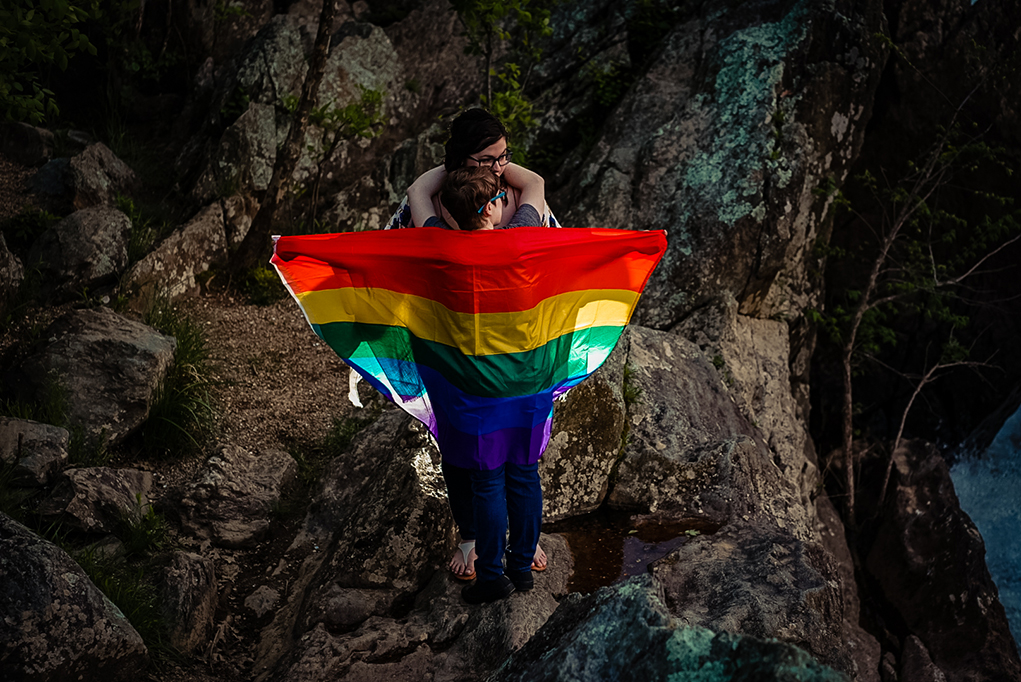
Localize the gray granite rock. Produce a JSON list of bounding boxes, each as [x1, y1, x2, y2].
[[162, 551, 218, 655], [0, 512, 149, 680], [37, 466, 153, 534], [13, 307, 176, 446], [0, 417, 68, 486], [176, 444, 298, 549]]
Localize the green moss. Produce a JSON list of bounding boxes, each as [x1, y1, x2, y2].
[[680, 3, 809, 228]]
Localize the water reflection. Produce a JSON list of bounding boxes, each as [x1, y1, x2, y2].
[[544, 509, 719, 594]]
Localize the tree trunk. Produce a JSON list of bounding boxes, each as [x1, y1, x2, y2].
[[841, 342, 856, 528], [229, 0, 338, 276]]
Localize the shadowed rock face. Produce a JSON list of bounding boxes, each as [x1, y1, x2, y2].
[[0, 417, 69, 486], [551, 0, 888, 330], [0, 512, 149, 681], [27, 205, 132, 301], [866, 441, 1021, 682], [37, 466, 153, 534]]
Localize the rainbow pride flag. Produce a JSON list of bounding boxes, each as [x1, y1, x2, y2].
[[271, 227, 666, 470]]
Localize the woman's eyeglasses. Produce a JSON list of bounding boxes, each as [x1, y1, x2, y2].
[[477, 191, 507, 213], [468, 151, 513, 168]]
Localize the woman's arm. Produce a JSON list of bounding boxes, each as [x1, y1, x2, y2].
[[407, 165, 447, 227], [501, 163, 544, 213]]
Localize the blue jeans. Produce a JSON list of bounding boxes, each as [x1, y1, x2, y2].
[[441, 461, 476, 541], [470, 462, 542, 582]]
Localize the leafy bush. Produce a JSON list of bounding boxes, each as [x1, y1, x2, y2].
[[0, 0, 100, 123]]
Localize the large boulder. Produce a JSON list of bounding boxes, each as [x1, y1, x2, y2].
[[253, 410, 571, 680], [277, 533, 573, 682], [26, 206, 132, 300], [550, 0, 887, 329], [190, 16, 404, 207], [608, 326, 813, 541], [175, 444, 297, 549], [675, 293, 819, 510], [651, 519, 878, 679], [68, 142, 138, 209], [0, 512, 149, 680], [866, 441, 1021, 681], [190, 101, 283, 205], [491, 573, 848, 681], [11, 307, 177, 446], [0, 417, 68, 486], [121, 196, 256, 308]]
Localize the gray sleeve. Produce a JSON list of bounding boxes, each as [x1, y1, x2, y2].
[[423, 215, 453, 229], [503, 203, 542, 229]]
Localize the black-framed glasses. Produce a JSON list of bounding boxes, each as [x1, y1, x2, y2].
[[477, 191, 506, 214], [468, 150, 513, 168]]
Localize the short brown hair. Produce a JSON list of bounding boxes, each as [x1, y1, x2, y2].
[[441, 167, 500, 231]]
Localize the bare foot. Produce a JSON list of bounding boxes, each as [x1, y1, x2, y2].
[[532, 543, 548, 571], [450, 540, 476, 578]]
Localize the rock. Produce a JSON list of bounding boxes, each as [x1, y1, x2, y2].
[[900, 635, 947, 682], [176, 444, 297, 549], [491, 573, 848, 681], [540, 332, 627, 522], [121, 196, 256, 309], [245, 585, 280, 619], [0, 121, 54, 166], [0, 512, 149, 680], [674, 292, 818, 506], [816, 493, 882, 682], [191, 101, 281, 205], [278, 534, 573, 682], [252, 407, 570, 679], [0, 232, 23, 313], [881, 652, 898, 682], [550, 0, 887, 329], [68, 142, 138, 209], [162, 551, 218, 655], [0, 417, 69, 486], [865, 440, 1021, 681], [651, 519, 872, 678], [609, 326, 813, 541], [26, 205, 132, 300], [311, 585, 401, 631], [37, 467, 153, 534], [231, 15, 309, 108], [12, 307, 177, 446], [294, 411, 452, 597]]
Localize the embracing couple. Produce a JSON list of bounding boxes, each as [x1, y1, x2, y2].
[[385, 108, 557, 604]]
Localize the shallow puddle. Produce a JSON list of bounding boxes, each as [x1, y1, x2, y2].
[[544, 509, 719, 594]]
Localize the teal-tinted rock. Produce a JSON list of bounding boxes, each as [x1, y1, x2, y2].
[[490, 574, 848, 682]]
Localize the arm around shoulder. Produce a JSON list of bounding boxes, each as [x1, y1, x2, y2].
[[501, 163, 544, 213], [407, 165, 446, 227]]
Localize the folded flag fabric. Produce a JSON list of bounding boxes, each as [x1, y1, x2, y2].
[[271, 226, 666, 470]]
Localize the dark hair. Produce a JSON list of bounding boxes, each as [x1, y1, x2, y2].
[[441, 167, 501, 231], [443, 108, 508, 172]]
